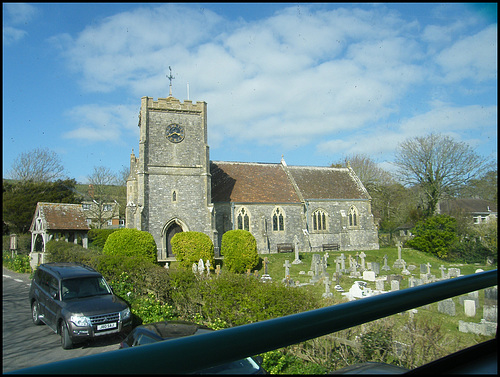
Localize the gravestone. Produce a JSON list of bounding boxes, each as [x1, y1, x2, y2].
[[382, 254, 391, 271], [260, 257, 272, 282], [401, 260, 410, 275], [310, 254, 321, 271], [192, 263, 198, 275], [448, 268, 461, 278], [339, 253, 346, 272], [391, 280, 400, 291], [371, 262, 380, 275], [376, 279, 385, 291], [420, 264, 427, 273], [283, 260, 291, 279], [215, 264, 221, 277], [359, 252, 366, 271], [484, 287, 497, 306], [438, 298, 456, 316], [205, 260, 211, 275], [483, 305, 497, 323], [292, 235, 302, 264], [393, 241, 405, 269], [439, 265, 447, 279], [322, 276, 333, 298], [464, 300, 476, 317], [198, 259, 205, 276], [363, 270, 376, 282]]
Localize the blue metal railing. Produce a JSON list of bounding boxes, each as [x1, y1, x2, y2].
[[8, 269, 497, 374]]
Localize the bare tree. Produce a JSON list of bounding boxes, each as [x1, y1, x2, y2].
[[393, 133, 490, 217], [86, 166, 119, 229], [335, 154, 394, 192], [8, 148, 67, 182]]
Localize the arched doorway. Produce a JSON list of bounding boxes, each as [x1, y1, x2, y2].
[[165, 223, 183, 258]]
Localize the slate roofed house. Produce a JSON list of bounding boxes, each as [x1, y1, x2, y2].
[[29, 202, 90, 269], [438, 199, 498, 225]]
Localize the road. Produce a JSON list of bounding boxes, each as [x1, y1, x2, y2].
[[2, 267, 125, 373]]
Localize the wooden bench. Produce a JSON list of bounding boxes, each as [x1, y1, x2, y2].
[[323, 243, 340, 251], [277, 243, 294, 253]]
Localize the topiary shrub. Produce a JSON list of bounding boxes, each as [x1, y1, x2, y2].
[[220, 229, 259, 273], [88, 229, 119, 249], [102, 228, 157, 263], [170, 231, 214, 270]]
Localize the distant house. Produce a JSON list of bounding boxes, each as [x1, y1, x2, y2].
[[81, 200, 123, 229], [29, 202, 90, 269], [437, 199, 498, 224]]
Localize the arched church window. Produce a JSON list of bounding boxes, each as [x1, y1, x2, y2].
[[348, 206, 358, 227], [172, 191, 177, 202], [236, 207, 250, 231], [312, 209, 327, 231], [272, 207, 285, 231]]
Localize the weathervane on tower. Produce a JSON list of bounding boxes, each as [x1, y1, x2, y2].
[[166, 66, 175, 97]]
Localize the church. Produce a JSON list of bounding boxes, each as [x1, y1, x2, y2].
[[126, 91, 379, 262]]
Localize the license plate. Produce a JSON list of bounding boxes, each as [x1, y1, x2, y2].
[[97, 322, 117, 331]]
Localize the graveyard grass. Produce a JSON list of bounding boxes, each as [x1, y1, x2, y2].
[[249, 247, 496, 372]]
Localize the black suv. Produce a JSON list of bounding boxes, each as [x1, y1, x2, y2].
[[29, 263, 132, 349]]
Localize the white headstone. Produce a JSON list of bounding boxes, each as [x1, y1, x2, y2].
[[391, 280, 400, 291], [363, 270, 376, 282], [464, 300, 476, 317]]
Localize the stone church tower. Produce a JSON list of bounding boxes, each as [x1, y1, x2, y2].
[[126, 95, 215, 261]]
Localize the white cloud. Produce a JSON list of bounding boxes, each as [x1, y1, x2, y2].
[[4, 3, 38, 24], [48, 3, 496, 164], [435, 25, 497, 83], [62, 104, 138, 143], [3, 3, 38, 45], [3, 26, 27, 45]]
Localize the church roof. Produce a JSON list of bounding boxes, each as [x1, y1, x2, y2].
[[210, 161, 370, 203], [210, 161, 300, 203], [30, 202, 90, 232], [286, 165, 370, 200]]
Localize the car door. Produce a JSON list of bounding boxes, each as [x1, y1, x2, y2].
[[43, 274, 60, 329], [35, 270, 50, 322]]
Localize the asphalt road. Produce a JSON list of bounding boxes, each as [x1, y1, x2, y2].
[[2, 267, 126, 373]]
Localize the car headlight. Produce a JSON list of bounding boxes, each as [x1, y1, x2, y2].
[[70, 315, 91, 327], [120, 307, 131, 321]]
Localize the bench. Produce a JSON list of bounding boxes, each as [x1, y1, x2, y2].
[[277, 243, 294, 253], [323, 243, 340, 251]]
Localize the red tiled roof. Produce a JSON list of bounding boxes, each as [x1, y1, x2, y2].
[[211, 162, 300, 203], [210, 161, 369, 203], [32, 202, 90, 231], [287, 166, 370, 200]]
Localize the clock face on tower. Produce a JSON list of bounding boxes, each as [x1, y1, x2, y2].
[[165, 123, 185, 143]]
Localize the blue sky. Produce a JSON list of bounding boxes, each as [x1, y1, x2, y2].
[[3, 3, 497, 184]]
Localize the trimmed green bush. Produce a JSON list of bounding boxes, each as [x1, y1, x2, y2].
[[103, 228, 157, 263], [88, 229, 118, 248], [220, 229, 259, 273], [170, 231, 214, 270]]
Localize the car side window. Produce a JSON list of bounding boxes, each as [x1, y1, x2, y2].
[[48, 275, 59, 300], [39, 271, 50, 293]]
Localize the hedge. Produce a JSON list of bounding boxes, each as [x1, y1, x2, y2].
[[103, 228, 157, 263], [170, 231, 215, 270], [220, 229, 259, 273]]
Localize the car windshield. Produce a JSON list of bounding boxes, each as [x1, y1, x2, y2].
[[62, 277, 111, 300]]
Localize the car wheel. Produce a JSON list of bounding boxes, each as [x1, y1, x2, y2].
[[60, 321, 73, 350], [32, 301, 42, 325]]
